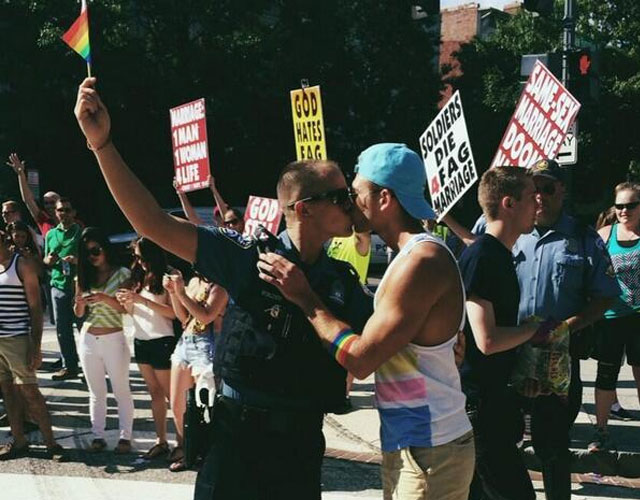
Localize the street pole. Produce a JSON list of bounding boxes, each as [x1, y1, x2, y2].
[[562, 0, 576, 207]]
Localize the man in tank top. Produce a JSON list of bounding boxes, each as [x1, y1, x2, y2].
[[258, 143, 476, 500], [0, 229, 63, 460]]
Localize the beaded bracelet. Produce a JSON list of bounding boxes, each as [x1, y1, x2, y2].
[[329, 328, 358, 366]]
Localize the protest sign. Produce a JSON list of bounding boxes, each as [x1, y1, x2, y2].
[[419, 91, 477, 220], [290, 85, 327, 161], [170, 98, 210, 192], [243, 196, 283, 236], [490, 60, 581, 168]]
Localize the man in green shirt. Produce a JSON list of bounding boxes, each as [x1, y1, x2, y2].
[[43, 198, 81, 380]]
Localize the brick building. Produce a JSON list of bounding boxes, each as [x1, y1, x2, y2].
[[439, 2, 521, 101]]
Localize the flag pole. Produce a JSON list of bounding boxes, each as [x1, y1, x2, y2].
[[87, 61, 92, 78]]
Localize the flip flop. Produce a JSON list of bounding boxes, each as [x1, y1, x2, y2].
[[144, 441, 170, 459], [169, 457, 187, 472]]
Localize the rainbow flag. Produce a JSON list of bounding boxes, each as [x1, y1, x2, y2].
[[62, 0, 91, 63]]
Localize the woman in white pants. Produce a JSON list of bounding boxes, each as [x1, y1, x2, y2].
[[73, 227, 134, 454]]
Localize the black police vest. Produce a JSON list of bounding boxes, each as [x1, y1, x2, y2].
[[214, 254, 362, 412]]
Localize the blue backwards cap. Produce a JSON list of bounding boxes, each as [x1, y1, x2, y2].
[[354, 143, 436, 220]]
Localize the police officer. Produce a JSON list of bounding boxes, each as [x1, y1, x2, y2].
[[73, 77, 373, 500], [512, 159, 619, 500]]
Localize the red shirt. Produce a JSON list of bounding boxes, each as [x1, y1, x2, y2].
[[36, 211, 56, 237]]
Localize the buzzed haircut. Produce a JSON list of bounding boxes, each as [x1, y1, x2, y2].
[[478, 166, 532, 221], [276, 160, 340, 204], [2, 200, 19, 210]]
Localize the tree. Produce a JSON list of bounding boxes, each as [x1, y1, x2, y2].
[[446, 0, 640, 221], [1, 0, 442, 230]]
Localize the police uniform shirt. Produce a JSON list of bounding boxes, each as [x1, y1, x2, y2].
[[513, 212, 620, 323], [194, 226, 373, 411]]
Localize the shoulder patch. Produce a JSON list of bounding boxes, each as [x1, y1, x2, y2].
[[219, 228, 254, 249]]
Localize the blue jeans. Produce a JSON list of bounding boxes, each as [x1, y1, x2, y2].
[[51, 287, 78, 371]]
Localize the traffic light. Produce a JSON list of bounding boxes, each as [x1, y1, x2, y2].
[[568, 49, 599, 104], [523, 0, 554, 17]]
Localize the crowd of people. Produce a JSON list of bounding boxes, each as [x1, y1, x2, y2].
[[0, 76, 638, 500]]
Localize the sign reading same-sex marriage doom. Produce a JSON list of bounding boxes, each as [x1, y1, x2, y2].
[[290, 85, 327, 161], [490, 61, 581, 168], [243, 196, 283, 236], [420, 91, 477, 220], [170, 98, 211, 192]]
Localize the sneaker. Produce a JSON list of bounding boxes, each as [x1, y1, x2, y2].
[[114, 439, 131, 455], [88, 438, 107, 453], [610, 405, 634, 421], [588, 427, 609, 453], [52, 368, 78, 381]]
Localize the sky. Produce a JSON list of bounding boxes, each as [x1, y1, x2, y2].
[[441, 0, 519, 9]]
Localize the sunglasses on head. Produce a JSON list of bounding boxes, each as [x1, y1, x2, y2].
[[535, 183, 556, 196], [287, 187, 353, 210], [87, 246, 103, 257], [615, 201, 640, 211]]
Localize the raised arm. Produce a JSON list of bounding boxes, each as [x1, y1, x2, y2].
[[208, 174, 230, 216], [174, 177, 203, 225], [6, 153, 42, 222], [74, 77, 197, 263]]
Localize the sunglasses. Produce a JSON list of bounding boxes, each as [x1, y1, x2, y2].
[[615, 202, 640, 211], [1, 210, 16, 216], [224, 218, 240, 226], [87, 246, 103, 257], [287, 187, 353, 210], [56, 207, 72, 213], [535, 183, 556, 196]]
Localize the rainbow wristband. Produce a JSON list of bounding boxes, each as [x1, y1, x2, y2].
[[329, 328, 358, 366]]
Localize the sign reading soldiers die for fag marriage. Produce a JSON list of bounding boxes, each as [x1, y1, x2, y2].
[[490, 60, 581, 168], [290, 85, 327, 161], [419, 91, 478, 221], [170, 98, 211, 193]]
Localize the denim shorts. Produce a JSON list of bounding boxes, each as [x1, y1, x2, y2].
[[171, 332, 214, 375]]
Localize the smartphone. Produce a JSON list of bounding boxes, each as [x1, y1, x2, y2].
[[253, 224, 279, 254]]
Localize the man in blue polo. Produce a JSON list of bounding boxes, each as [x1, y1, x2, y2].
[[513, 159, 619, 500]]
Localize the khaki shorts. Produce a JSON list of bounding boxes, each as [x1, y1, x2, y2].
[[382, 430, 475, 500], [0, 335, 37, 385]]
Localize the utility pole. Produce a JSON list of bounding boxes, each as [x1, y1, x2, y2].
[[562, 0, 576, 205]]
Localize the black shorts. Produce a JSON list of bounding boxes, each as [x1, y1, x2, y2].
[[593, 314, 640, 367], [134, 336, 177, 370]]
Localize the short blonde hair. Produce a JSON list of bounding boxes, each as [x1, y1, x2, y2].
[[478, 166, 532, 221]]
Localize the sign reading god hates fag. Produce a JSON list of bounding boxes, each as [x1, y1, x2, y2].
[[419, 91, 478, 220], [170, 98, 211, 192], [290, 85, 327, 161], [490, 60, 581, 168], [243, 196, 283, 237]]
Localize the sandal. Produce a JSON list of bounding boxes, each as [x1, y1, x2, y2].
[[0, 441, 29, 461], [143, 441, 169, 459], [46, 443, 65, 462], [167, 445, 183, 463], [169, 457, 187, 472]]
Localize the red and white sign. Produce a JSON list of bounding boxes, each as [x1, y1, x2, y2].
[[490, 61, 581, 169], [170, 98, 211, 192], [243, 196, 283, 236]]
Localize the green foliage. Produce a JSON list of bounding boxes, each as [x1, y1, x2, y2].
[[447, 0, 640, 221], [1, 0, 441, 230]]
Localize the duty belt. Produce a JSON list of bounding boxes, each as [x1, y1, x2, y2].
[[218, 395, 324, 434]]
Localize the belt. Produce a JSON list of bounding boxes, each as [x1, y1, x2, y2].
[[217, 395, 323, 434]]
